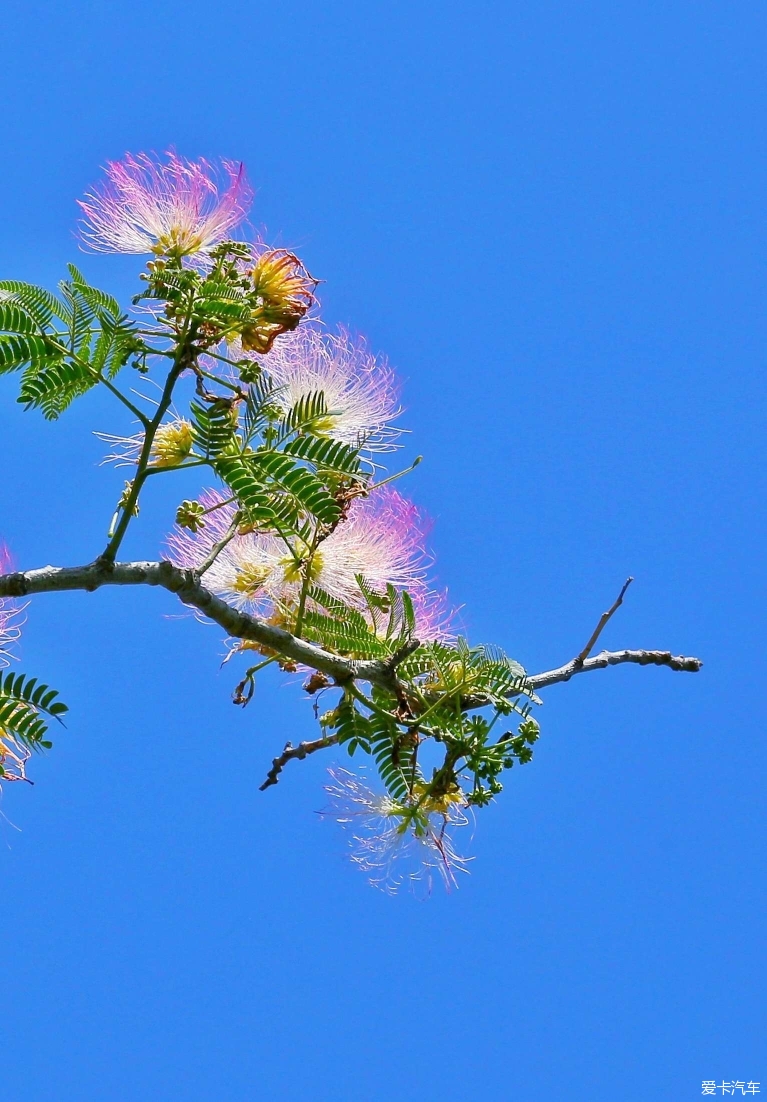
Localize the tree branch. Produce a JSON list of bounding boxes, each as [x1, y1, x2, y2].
[[0, 560, 402, 689], [0, 559, 702, 788], [259, 734, 340, 791], [528, 648, 702, 689], [0, 561, 703, 692]]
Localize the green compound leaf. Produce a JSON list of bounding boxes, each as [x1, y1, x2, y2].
[[301, 608, 392, 660], [0, 299, 41, 335], [251, 449, 340, 527], [59, 279, 98, 357], [242, 375, 282, 445], [283, 433, 362, 477], [0, 281, 71, 329], [369, 699, 422, 801], [89, 320, 139, 379], [0, 670, 68, 752], [67, 265, 122, 321], [0, 333, 52, 374], [214, 454, 275, 523], [334, 693, 373, 757], [18, 357, 97, 419], [281, 390, 329, 435], [190, 400, 237, 459]]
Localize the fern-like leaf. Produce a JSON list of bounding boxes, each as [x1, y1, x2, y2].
[[0, 299, 41, 335], [214, 454, 275, 523], [18, 358, 96, 419], [67, 265, 122, 321], [0, 334, 52, 374], [0, 670, 68, 752], [334, 693, 373, 756], [190, 400, 236, 458], [0, 281, 71, 329], [301, 608, 392, 659], [251, 449, 340, 526], [369, 702, 421, 800], [284, 433, 362, 477]]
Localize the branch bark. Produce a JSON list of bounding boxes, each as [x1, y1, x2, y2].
[[528, 647, 702, 689], [0, 560, 702, 694]]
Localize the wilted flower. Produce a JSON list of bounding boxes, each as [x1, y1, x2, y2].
[[95, 417, 194, 468], [320, 766, 471, 894], [240, 250, 318, 353], [78, 151, 252, 256], [166, 486, 450, 641], [259, 325, 401, 452]]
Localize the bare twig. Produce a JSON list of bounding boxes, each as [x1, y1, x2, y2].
[[259, 734, 340, 791], [576, 577, 634, 665], [528, 647, 702, 690]]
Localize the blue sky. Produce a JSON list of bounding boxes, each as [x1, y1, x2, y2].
[[0, 2, 764, 1099]]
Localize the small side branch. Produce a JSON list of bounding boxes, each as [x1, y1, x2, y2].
[[384, 638, 421, 672], [576, 577, 633, 664], [528, 648, 702, 690], [259, 734, 340, 791]]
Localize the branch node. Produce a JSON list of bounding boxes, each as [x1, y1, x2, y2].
[[384, 638, 421, 673]]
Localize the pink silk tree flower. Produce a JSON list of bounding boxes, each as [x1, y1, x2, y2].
[[77, 151, 253, 256], [166, 487, 451, 642], [320, 766, 471, 895], [260, 325, 402, 453]]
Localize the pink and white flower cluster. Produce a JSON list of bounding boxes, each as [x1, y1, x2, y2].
[[78, 151, 252, 256], [320, 767, 471, 895], [167, 486, 450, 643], [261, 325, 402, 453], [78, 148, 464, 883]]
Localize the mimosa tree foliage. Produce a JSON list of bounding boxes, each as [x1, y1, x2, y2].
[[0, 153, 701, 892]]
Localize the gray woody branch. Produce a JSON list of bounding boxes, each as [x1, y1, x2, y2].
[[0, 561, 702, 790], [0, 560, 703, 695]]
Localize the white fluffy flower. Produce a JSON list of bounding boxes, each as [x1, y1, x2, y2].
[[166, 487, 451, 641], [320, 767, 471, 894], [260, 325, 402, 452], [78, 151, 252, 256]]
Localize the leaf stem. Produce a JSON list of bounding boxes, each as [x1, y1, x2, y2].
[[100, 320, 195, 562], [45, 336, 151, 428], [196, 519, 240, 577]]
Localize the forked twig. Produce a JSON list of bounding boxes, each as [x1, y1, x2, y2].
[[575, 577, 634, 665]]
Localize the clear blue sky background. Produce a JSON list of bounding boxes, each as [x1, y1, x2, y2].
[[0, 2, 764, 1099]]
